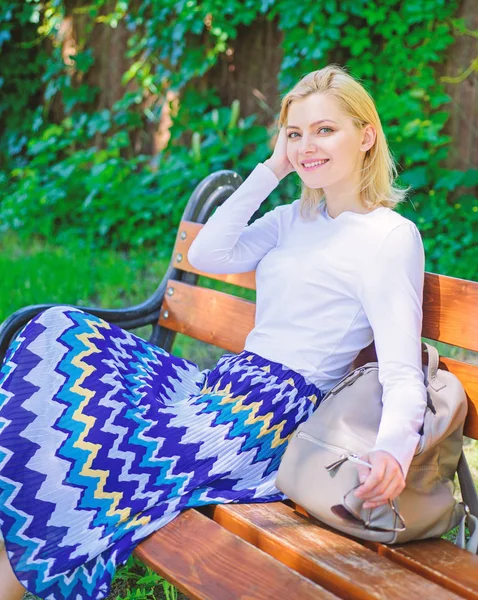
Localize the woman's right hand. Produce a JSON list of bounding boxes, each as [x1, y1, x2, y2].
[[263, 127, 295, 181]]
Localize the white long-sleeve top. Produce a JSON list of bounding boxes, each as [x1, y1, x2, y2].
[[188, 163, 427, 476]]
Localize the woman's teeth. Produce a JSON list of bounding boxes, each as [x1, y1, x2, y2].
[[302, 159, 329, 170]]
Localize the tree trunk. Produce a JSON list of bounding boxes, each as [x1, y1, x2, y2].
[[201, 16, 283, 125], [442, 0, 477, 172], [58, 0, 156, 153], [62, 0, 132, 112]]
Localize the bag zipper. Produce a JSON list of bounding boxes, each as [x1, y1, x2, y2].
[[322, 365, 376, 401], [297, 431, 372, 470]]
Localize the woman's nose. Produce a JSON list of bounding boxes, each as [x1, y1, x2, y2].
[[299, 135, 318, 153]]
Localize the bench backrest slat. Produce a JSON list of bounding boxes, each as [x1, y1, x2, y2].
[[160, 281, 254, 353], [162, 221, 478, 440], [422, 273, 478, 353], [174, 221, 255, 290]]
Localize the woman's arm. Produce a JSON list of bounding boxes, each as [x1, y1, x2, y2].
[[187, 163, 281, 274], [355, 223, 427, 506], [188, 128, 295, 274]]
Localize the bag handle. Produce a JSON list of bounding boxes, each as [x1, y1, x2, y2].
[[422, 341, 439, 381], [456, 505, 478, 555]]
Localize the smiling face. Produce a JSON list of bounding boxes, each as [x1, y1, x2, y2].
[[286, 93, 375, 192]]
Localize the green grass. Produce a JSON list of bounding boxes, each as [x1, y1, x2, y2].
[[0, 232, 169, 320], [107, 556, 188, 600], [463, 438, 478, 491]]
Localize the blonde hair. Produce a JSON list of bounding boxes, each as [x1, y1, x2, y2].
[[279, 65, 407, 217]]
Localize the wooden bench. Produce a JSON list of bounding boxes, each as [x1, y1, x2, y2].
[[1, 170, 477, 599]]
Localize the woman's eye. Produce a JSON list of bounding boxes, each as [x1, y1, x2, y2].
[[287, 127, 333, 139]]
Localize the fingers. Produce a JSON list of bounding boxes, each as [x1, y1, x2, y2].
[[354, 451, 405, 509], [274, 127, 288, 152], [362, 477, 405, 509], [355, 457, 386, 496], [356, 463, 371, 485], [265, 127, 295, 180]]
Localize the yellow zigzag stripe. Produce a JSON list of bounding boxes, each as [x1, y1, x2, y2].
[[71, 318, 137, 526], [125, 511, 151, 530], [203, 381, 289, 449]]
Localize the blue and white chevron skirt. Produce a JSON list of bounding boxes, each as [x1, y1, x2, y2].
[[0, 306, 324, 599]]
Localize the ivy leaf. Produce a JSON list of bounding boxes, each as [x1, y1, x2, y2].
[[435, 170, 464, 191], [82, 189, 98, 210], [329, 12, 347, 26], [0, 30, 11, 48], [409, 88, 426, 99], [462, 169, 478, 188], [70, 50, 94, 74], [260, 0, 275, 11], [429, 92, 451, 108], [172, 22, 186, 42], [403, 119, 421, 138], [401, 166, 429, 189], [324, 0, 337, 13], [122, 61, 143, 85]]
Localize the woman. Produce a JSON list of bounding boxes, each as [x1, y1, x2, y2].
[[0, 64, 426, 599]]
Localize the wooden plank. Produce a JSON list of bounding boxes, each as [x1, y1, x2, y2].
[[423, 273, 478, 353], [173, 221, 256, 289], [441, 357, 478, 439], [208, 502, 463, 600], [371, 539, 478, 600], [159, 280, 254, 353], [133, 509, 336, 600]]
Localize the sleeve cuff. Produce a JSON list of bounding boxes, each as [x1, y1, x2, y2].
[[372, 428, 420, 478]]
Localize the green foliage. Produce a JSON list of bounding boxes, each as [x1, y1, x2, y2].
[[0, 1, 47, 166], [111, 556, 179, 600], [0, 101, 269, 256], [0, 0, 477, 278]]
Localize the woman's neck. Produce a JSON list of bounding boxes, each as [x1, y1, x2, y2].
[[323, 185, 371, 218]]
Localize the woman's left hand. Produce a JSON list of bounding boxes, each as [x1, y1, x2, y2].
[[354, 450, 405, 509]]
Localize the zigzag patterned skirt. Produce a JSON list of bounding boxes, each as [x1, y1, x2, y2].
[[0, 307, 324, 599]]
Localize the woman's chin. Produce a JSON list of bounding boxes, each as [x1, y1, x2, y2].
[[299, 176, 325, 189]]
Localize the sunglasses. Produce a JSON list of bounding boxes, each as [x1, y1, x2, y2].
[[331, 486, 406, 533]]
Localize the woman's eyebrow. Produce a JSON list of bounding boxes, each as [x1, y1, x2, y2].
[[286, 119, 338, 129]]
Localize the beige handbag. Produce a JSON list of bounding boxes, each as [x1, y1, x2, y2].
[[276, 343, 478, 551]]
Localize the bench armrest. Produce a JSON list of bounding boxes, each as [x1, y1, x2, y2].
[[0, 292, 166, 362]]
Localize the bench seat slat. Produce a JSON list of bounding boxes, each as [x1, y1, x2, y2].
[[208, 502, 463, 600], [371, 539, 478, 600], [134, 509, 336, 600]]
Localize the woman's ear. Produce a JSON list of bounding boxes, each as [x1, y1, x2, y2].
[[360, 124, 376, 152]]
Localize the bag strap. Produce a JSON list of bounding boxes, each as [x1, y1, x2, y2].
[[455, 506, 478, 555], [458, 452, 478, 518], [422, 343, 478, 520]]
